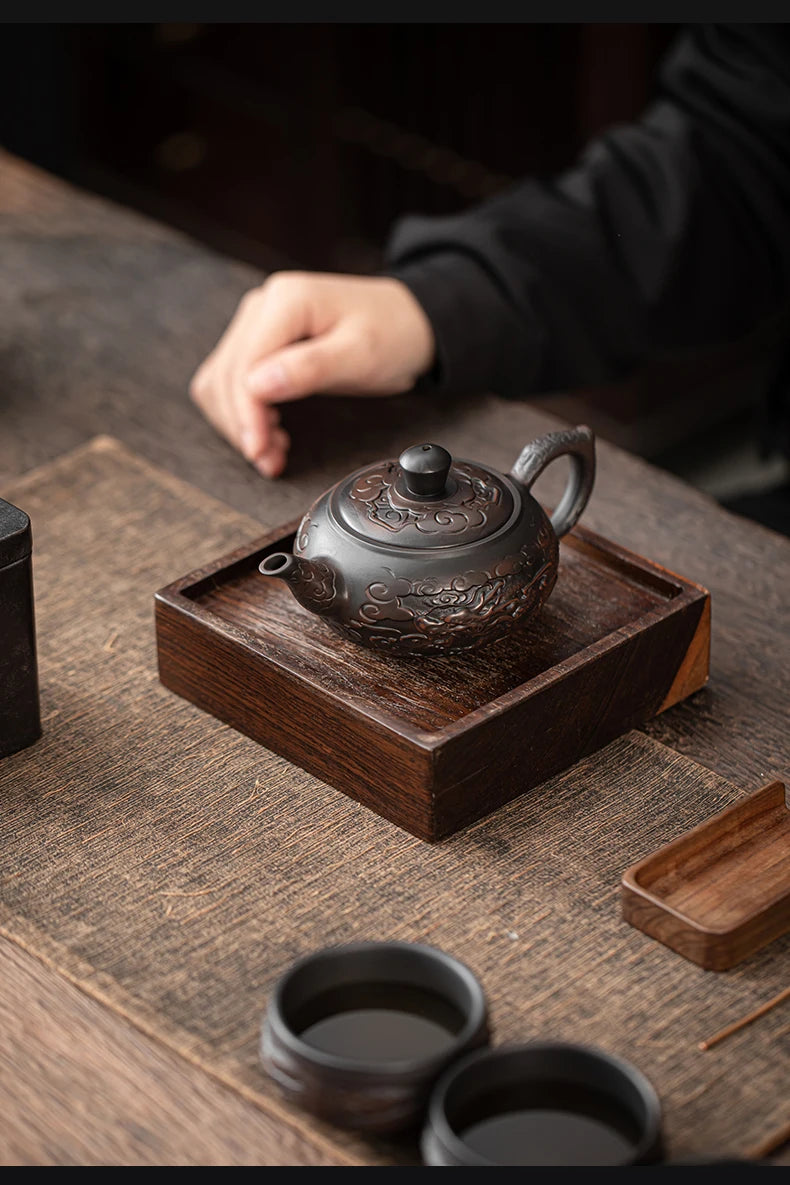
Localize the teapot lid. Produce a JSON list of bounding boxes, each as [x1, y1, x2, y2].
[[330, 443, 515, 548]]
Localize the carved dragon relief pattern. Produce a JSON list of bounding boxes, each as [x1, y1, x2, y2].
[[290, 515, 339, 615], [347, 461, 504, 536], [296, 512, 312, 554], [290, 557, 338, 614], [333, 519, 558, 655]]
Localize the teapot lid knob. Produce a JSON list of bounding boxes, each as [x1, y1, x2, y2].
[[398, 443, 452, 499]]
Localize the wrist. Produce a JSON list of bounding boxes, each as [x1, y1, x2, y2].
[[375, 276, 437, 382]]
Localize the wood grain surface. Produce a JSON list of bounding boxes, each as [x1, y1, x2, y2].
[[0, 437, 787, 1167], [0, 938, 345, 1166], [622, 780, 790, 971], [155, 521, 708, 839], [0, 148, 788, 1165]]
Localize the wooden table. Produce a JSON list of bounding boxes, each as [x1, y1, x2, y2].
[[0, 150, 788, 1166]]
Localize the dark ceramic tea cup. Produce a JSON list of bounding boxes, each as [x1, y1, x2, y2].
[[260, 940, 489, 1135], [421, 1041, 664, 1166]]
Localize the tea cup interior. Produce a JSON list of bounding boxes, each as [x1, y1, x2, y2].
[[422, 1041, 663, 1166]]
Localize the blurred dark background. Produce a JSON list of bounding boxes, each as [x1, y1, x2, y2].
[[1, 22, 788, 521], [0, 23, 678, 275]]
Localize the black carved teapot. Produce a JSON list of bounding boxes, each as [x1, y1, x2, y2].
[[259, 425, 595, 656]]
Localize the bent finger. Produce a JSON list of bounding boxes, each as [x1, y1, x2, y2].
[[254, 425, 291, 479], [243, 326, 366, 408]]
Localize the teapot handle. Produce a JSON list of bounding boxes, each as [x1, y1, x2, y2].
[[509, 425, 596, 539]]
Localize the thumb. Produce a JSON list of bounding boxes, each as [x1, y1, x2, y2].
[[244, 328, 361, 406]]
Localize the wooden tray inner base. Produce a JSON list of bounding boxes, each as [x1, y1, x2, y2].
[[187, 530, 683, 733], [631, 782, 790, 931]]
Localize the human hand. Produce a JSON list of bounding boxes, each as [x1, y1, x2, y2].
[[189, 272, 436, 477]]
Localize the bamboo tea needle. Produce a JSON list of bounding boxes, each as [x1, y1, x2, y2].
[[698, 985, 790, 1051]]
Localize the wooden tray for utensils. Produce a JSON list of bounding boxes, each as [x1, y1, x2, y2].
[[154, 518, 710, 842], [621, 780, 790, 970]]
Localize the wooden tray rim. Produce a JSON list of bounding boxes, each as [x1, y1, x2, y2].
[[621, 779, 789, 938], [155, 518, 710, 751]]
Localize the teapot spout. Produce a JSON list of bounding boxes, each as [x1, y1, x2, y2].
[[259, 551, 301, 584], [258, 552, 340, 616]]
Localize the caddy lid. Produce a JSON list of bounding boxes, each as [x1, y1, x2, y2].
[[0, 498, 32, 567]]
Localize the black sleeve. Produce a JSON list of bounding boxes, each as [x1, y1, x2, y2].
[[383, 24, 790, 401]]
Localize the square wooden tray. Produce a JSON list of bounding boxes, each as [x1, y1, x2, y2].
[[621, 780, 790, 970], [154, 519, 710, 841]]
